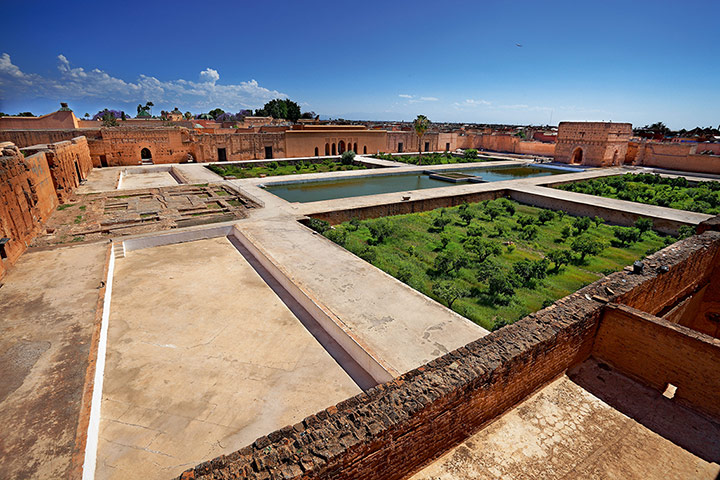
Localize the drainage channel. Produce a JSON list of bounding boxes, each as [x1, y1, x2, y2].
[[227, 233, 381, 390]]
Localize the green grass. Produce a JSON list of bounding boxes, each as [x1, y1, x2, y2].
[[555, 172, 720, 215], [208, 160, 365, 179], [57, 203, 75, 211], [321, 199, 672, 331], [73, 215, 83, 224], [373, 152, 492, 165]]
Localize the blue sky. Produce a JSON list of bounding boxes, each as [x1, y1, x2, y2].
[[2, 0, 718, 129]]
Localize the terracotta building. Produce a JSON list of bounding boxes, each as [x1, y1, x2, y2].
[[555, 121, 632, 167]]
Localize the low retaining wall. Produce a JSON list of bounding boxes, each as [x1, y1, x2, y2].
[[177, 231, 720, 480], [309, 190, 507, 224]]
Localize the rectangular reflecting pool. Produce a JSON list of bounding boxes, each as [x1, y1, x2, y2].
[[263, 165, 563, 203]]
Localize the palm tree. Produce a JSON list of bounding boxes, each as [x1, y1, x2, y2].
[[413, 114, 430, 164]]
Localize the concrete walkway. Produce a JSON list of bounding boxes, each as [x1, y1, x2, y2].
[[0, 243, 107, 479], [508, 185, 712, 235]]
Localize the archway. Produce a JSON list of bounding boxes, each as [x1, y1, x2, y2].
[[353, 142, 358, 153], [314, 147, 319, 156], [363, 146, 367, 154], [325, 143, 330, 155], [338, 140, 346, 154], [570, 147, 583, 165], [332, 143, 336, 155], [611, 150, 619, 166], [140, 148, 153, 164]]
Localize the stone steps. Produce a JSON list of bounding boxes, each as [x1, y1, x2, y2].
[[112, 241, 125, 259]]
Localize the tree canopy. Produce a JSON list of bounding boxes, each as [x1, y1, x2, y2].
[[255, 99, 302, 122]]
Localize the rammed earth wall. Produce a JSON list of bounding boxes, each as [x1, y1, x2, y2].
[[178, 231, 720, 480]]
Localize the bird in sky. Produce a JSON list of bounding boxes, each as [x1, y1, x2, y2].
[[516, 43, 523, 47]]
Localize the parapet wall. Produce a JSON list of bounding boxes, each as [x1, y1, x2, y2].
[[629, 141, 720, 174], [178, 231, 720, 480], [0, 143, 59, 278], [458, 133, 556, 157]]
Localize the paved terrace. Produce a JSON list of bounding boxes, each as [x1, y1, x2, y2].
[[96, 237, 362, 478], [412, 360, 720, 480]]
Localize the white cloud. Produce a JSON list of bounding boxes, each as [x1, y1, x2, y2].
[[0, 53, 287, 110], [199, 67, 219, 84], [462, 98, 491, 106], [398, 94, 413, 98], [420, 96, 438, 102]]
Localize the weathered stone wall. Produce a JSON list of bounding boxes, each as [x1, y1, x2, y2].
[[285, 130, 387, 157], [93, 127, 194, 166], [555, 122, 632, 167], [593, 303, 720, 418], [177, 231, 720, 480], [192, 132, 287, 162], [0, 143, 59, 279], [20, 137, 93, 203], [456, 133, 555, 157], [630, 140, 720, 173]]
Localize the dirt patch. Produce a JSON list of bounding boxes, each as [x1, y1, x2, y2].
[[31, 184, 260, 248]]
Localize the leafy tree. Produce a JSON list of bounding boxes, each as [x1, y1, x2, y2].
[[433, 243, 469, 276], [458, 204, 475, 225], [83, 112, 90, 118], [341, 150, 356, 165], [634, 217, 654, 235], [486, 271, 515, 304], [485, 204, 504, 220], [17, 112, 34, 117], [593, 216, 605, 227], [537, 209, 555, 225], [464, 237, 501, 262], [100, 111, 117, 127], [464, 149, 478, 159], [413, 115, 430, 159], [571, 235, 605, 262], [613, 227, 641, 246], [573, 216, 592, 235], [184, 111, 193, 120], [512, 258, 549, 287], [348, 217, 361, 231], [547, 249, 572, 272], [368, 219, 394, 244], [300, 111, 317, 119], [432, 281, 468, 309], [256, 98, 302, 122]]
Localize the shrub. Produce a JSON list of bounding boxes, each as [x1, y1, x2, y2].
[[341, 150, 356, 165], [433, 243, 469, 277], [573, 216, 592, 235], [519, 224, 539, 241], [486, 271, 515, 304], [678, 225, 695, 238], [593, 216, 605, 227], [463, 148, 479, 159], [467, 222, 484, 237], [324, 228, 347, 246], [613, 226, 641, 246], [348, 217, 361, 231], [396, 264, 414, 283], [307, 218, 330, 233], [368, 219, 394, 244], [537, 209, 555, 225], [634, 217, 654, 235], [430, 210, 452, 232], [516, 215, 535, 227]]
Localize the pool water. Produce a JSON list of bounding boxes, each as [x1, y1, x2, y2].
[[264, 166, 561, 203]]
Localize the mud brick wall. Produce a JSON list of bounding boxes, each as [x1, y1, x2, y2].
[[0, 143, 59, 278], [21, 137, 93, 203], [177, 232, 720, 480], [593, 304, 720, 418]]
